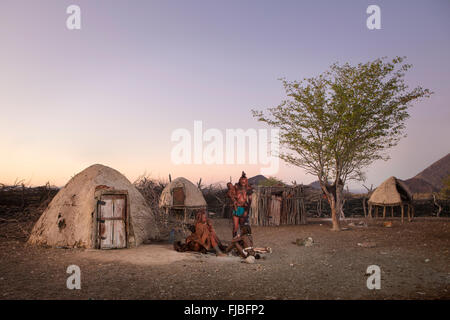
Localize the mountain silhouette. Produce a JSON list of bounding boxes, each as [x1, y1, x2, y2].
[[402, 153, 450, 193]]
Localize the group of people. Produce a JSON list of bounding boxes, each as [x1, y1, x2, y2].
[[174, 172, 254, 257]]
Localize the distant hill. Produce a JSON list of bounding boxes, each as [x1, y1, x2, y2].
[[308, 180, 322, 190], [248, 175, 268, 186], [308, 180, 335, 190], [401, 177, 438, 194], [248, 175, 286, 187], [402, 153, 450, 193]]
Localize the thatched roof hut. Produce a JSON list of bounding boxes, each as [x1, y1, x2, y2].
[[369, 176, 412, 206], [159, 177, 206, 224], [28, 164, 159, 249], [159, 177, 206, 209], [368, 176, 414, 222]]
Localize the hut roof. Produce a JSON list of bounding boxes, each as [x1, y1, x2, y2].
[[159, 177, 206, 208], [28, 164, 159, 248], [368, 176, 412, 206]]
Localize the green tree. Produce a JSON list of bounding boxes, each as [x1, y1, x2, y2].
[[252, 57, 432, 230], [259, 177, 285, 187]]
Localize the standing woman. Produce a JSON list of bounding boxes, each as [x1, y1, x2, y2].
[[229, 172, 253, 238]]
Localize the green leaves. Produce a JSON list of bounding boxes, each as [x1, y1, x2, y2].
[[252, 56, 432, 185]]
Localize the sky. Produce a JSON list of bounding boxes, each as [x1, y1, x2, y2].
[[0, 0, 449, 190]]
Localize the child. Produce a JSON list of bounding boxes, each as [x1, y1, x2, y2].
[[227, 182, 242, 238], [225, 225, 272, 259], [226, 182, 237, 211]]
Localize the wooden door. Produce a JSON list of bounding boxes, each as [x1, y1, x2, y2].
[[269, 195, 281, 226], [172, 187, 185, 206], [98, 194, 127, 249]]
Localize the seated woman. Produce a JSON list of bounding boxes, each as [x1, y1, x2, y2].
[[174, 210, 226, 257]]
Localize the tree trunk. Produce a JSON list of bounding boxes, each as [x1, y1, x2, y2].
[[362, 197, 367, 218], [334, 182, 344, 230], [320, 181, 341, 231], [330, 201, 340, 231], [432, 193, 442, 218]]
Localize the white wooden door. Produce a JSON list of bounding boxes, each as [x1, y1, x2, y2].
[[98, 195, 127, 249]]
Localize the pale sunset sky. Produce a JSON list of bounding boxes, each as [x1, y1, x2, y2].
[[0, 0, 449, 190]]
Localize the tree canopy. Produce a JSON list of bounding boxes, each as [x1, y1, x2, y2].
[[252, 57, 432, 230], [253, 56, 432, 185]]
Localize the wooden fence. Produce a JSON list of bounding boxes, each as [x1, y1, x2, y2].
[[250, 186, 307, 226]]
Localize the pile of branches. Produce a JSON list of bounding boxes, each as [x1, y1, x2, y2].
[[299, 186, 368, 218], [0, 181, 59, 240], [133, 175, 167, 213], [0, 181, 58, 221], [200, 184, 230, 218]]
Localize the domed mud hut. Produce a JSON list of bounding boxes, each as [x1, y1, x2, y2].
[[28, 164, 159, 249], [368, 176, 414, 223], [159, 177, 206, 223]]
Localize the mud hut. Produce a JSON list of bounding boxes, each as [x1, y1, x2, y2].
[[368, 176, 414, 223], [159, 177, 206, 222], [28, 164, 159, 249]]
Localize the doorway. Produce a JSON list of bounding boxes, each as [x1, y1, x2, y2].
[[172, 187, 185, 206], [97, 194, 127, 249]]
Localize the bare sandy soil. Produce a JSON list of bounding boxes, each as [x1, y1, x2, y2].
[[0, 218, 449, 300]]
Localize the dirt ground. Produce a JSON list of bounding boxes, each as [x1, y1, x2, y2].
[[0, 218, 449, 300]]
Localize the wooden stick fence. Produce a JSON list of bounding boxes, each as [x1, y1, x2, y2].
[[250, 186, 307, 226]]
